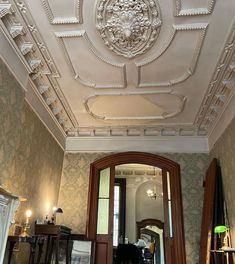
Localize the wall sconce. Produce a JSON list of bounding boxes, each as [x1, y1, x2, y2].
[[20, 209, 32, 237]]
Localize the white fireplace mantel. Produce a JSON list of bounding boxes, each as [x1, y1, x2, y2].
[[0, 187, 19, 263]]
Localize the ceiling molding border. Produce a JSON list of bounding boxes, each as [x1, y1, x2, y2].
[[65, 135, 209, 153], [195, 18, 235, 134], [136, 23, 208, 88], [84, 92, 186, 121], [0, 0, 78, 133], [41, 0, 83, 24], [173, 0, 215, 16], [66, 125, 207, 138], [55, 30, 127, 89]]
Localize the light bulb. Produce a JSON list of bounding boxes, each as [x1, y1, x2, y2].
[[25, 209, 32, 218]]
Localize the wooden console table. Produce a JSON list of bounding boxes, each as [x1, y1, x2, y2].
[[7, 235, 45, 264], [35, 224, 72, 264]]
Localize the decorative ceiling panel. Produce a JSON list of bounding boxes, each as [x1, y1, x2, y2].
[[137, 23, 208, 87], [41, 0, 82, 24], [56, 30, 127, 88], [85, 93, 185, 123]]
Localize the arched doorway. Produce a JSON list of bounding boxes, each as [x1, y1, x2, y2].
[[87, 152, 186, 264]]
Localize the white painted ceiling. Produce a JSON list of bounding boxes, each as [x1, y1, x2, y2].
[[0, 0, 235, 151]]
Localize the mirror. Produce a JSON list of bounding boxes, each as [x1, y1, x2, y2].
[[113, 164, 165, 264]]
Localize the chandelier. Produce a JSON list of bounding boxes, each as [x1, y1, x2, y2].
[[146, 189, 163, 199]]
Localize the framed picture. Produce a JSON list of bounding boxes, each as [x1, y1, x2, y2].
[[13, 224, 23, 236]]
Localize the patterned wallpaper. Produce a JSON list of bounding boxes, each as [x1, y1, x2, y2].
[[210, 116, 235, 245], [0, 58, 64, 263], [58, 152, 209, 264]]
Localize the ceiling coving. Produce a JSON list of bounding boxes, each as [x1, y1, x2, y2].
[[96, 0, 161, 58]]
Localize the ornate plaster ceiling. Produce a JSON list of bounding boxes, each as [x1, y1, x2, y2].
[[0, 0, 235, 151]]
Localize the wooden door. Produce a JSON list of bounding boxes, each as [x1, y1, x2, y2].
[[199, 159, 217, 264], [87, 152, 187, 264]]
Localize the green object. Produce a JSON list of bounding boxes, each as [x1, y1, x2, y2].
[[214, 225, 228, 234]]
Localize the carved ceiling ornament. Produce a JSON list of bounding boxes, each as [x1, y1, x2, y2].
[[96, 0, 162, 58]]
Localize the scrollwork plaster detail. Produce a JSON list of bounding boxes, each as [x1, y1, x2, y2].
[[96, 0, 162, 58]]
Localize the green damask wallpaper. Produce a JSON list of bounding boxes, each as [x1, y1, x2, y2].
[[210, 116, 235, 245], [58, 152, 209, 264], [0, 59, 64, 262]]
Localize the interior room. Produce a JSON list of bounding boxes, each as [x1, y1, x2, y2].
[[0, 0, 235, 263]]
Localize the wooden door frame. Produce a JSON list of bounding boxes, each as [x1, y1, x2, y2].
[[86, 151, 186, 264]]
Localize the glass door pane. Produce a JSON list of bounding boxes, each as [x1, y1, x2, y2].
[[97, 168, 110, 234]]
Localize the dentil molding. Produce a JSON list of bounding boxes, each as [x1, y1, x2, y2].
[[96, 0, 162, 58], [0, 0, 78, 133]]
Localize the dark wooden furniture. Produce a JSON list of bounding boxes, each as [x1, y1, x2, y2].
[[211, 249, 235, 264], [35, 224, 71, 264], [7, 235, 45, 264]]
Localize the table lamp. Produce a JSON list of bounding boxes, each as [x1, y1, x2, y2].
[[214, 225, 229, 249], [51, 207, 63, 224], [20, 209, 32, 237]]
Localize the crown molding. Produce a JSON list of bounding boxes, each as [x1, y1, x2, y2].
[[41, 0, 82, 24], [25, 80, 66, 150], [0, 34, 66, 150], [195, 17, 235, 135], [55, 30, 127, 89], [137, 23, 208, 88], [0, 30, 28, 91], [65, 136, 209, 153], [0, 0, 78, 134], [173, 0, 215, 16], [208, 93, 235, 151]]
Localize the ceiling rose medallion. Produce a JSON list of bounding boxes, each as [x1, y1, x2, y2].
[[96, 0, 162, 58]]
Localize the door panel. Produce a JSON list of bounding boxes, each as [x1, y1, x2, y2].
[[199, 159, 217, 264], [95, 167, 115, 264]]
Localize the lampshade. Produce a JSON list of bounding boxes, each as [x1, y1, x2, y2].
[[55, 207, 63, 214], [214, 225, 228, 234]]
